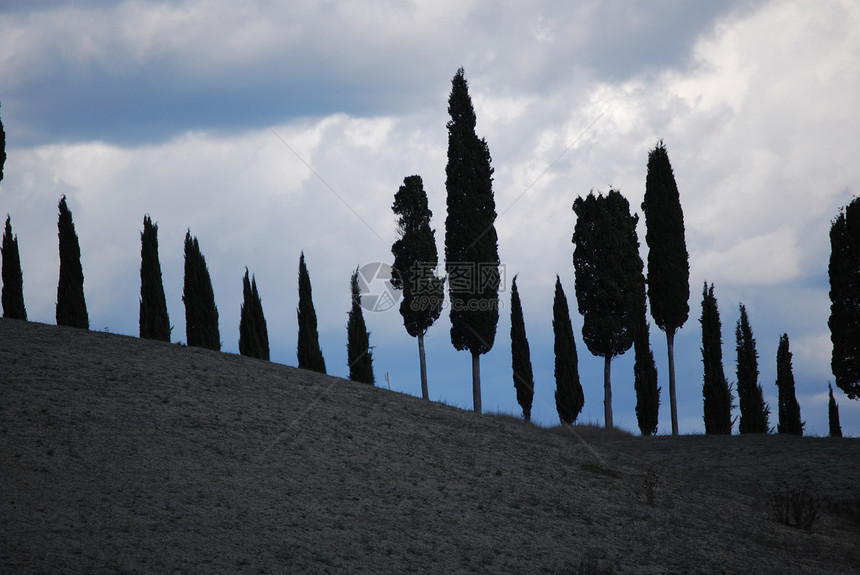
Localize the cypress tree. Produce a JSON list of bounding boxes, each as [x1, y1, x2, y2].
[[633, 218, 659, 436], [56, 196, 89, 329], [553, 276, 584, 425], [775, 333, 803, 435], [828, 197, 860, 399], [510, 275, 535, 422], [2, 215, 27, 320], [347, 267, 374, 385], [828, 383, 843, 438], [444, 67, 500, 414], [182, 231, 220, 350], [297, 252, 326, 374], [641, 140, 690, 435], [239, 268, 270, 360], [391, 174, 444, 399], [572, 189, 644, 430], [701, 282, 733, 434], [1, 101, 6, 183], [736, 304, 769, 433], [634, 315, 660, 436], [139, 215, 170, 341]]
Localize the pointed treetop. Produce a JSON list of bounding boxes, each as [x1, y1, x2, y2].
[[447, 67, 476, 132]]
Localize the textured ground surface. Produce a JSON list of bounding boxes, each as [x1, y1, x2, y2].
[[2, 319, 859, 574]]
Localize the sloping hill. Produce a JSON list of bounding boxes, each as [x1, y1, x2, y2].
[[1, 319, 858, 574]]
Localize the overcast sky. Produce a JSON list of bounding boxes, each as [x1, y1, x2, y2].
[[1, 0, 858, 436]]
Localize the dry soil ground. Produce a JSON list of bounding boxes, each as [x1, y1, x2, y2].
[[1, 319, 859, 574]]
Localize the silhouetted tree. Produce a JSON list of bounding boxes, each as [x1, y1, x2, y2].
[[828, 383, 843, 438], [2, 215, 26, 320], [0, 101, 6, 183], [182, 231, 220, 350], [239, 268, 269, 360], [701, 282, 733, 434], [391, 174, 444, 399], [297, 252, 326, 374], [828, 197, 860, 399], [139, 215, 170, 341], [56, 196, 88, 329], [736, 304, 769, 433], [553, 276, 584, 425], [347, 267, 374, 385], [444, 67, 500, 414], [642, 141, 690, 435], [634, 316, 660, 436], [572, 189, 644, 430], [775, 333, 803, 435], [633, 226, 659, 436], [510, 275, 535, 421]]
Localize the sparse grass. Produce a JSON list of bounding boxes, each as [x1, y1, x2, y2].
[[484, 410, 531, 425], [581, 460, 621, 479], [485, 411, 635, 441], [549, 421, 635, 441], [568, 548, 614, 575], [824, 496, 860, 528], [642, 467, 659, 506]]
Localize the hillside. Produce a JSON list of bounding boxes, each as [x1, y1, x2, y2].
[[1, 318, 858, 574]]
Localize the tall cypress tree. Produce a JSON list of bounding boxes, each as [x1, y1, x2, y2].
[[139, 215, 170, 341], [347, 267, 374, 385], [391, 174, 444, 399], [572, 189, 644, 430], [444, 67, 500, 414], [641, 140, 690, 435], [775, 333, 803, 435], [828, 383, 843, 438], [239, 268, 269, 360], [828, 197, 860, 399], [510, 275, 535, 422], [736, 304, 769, 433], [634, 315, 660, 436], [2, 215, 27, 320], [701, 282, 733, 434], [633, 216, 660, 436], [553, 276, 584, 425], [182, 231, 220, 350], [56, 196, 89, 329], [297, 252, 326, 374]]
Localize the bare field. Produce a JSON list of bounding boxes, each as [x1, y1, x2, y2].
[[1, 319, 858, 574]]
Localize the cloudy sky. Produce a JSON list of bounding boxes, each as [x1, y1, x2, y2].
[[1, 0, 858, 435]]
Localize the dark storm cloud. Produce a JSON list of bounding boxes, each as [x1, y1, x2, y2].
[[7, 64, 416, 146], [0, 0, 759, 147]]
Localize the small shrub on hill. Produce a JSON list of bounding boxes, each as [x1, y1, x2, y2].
[[771, 478, 820, 531]]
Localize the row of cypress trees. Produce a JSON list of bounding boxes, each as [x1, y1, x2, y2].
[[1, 79, 855, 434], [0, 196, 373, 383], [2, 196, 92, 329], [391, 69, 853, 435], [700, 281, 833, 436], [388, 69, 665, 431]]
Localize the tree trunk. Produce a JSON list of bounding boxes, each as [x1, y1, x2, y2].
[[667, 329, 678, 435], [604, 354, 613, 430], [471, 351, 482, 414], [418, 332, 429, 401]]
